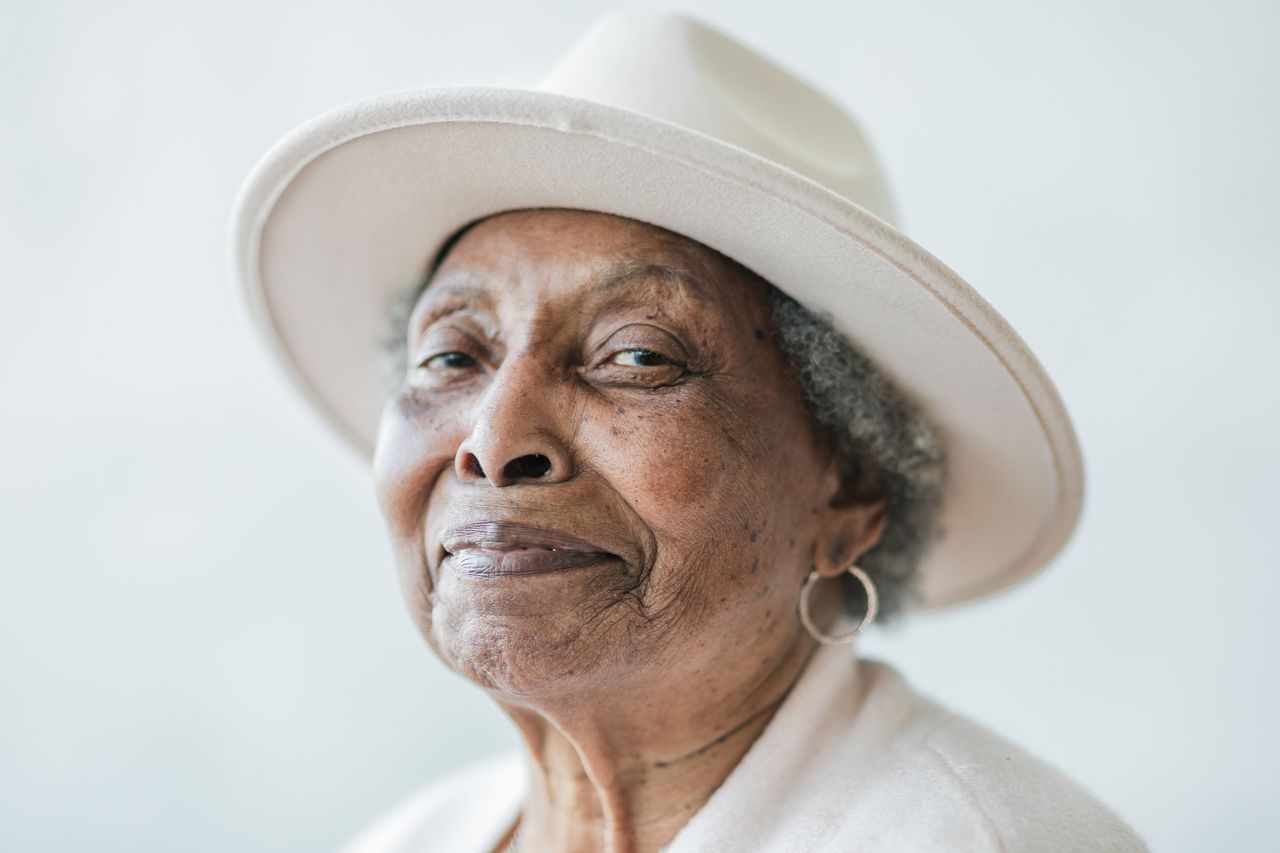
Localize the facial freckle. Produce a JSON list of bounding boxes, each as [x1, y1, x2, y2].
[[610, 426, 620, 436], [751, 559, 759, 573], [749, 531, 758, 543]]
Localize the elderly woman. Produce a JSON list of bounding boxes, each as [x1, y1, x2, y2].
[[231, 11, 1147, 853]]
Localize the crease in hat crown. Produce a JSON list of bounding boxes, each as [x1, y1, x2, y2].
[[534, 11, 900, 227]]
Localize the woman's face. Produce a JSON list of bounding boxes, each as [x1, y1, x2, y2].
[[373, 209, 866, 705]]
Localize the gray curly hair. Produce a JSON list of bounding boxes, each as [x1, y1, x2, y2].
[[765, 286, 948, 622], [378, 218, 948, 624]]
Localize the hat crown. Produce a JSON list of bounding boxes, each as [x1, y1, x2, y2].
[[537, 12, 900, 227]]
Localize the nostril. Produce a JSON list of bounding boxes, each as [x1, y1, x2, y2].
[[504, 453, 551, 480], [462, 453, 485, 479]]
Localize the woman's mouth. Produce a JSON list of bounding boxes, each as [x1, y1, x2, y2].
[[444, 546, 620, 578], [438, 519, 622, 578]]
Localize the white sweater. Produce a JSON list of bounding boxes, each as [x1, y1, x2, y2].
[[341, 643, 1148, 852]]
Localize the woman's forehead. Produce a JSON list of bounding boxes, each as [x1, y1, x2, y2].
[[411, 209, 765, 324], [439, 209, 720, 283]]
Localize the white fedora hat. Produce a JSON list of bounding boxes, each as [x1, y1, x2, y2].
[[228, 10, 1084, 612]]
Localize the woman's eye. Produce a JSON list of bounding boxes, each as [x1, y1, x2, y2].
[[608, 348, 675, 368], [417, 351, 477, 370]]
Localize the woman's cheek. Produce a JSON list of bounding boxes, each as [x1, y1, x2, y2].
[[372, 391, 464, 536], [597, 397, 786, 646], [596, 394, 762, 537]]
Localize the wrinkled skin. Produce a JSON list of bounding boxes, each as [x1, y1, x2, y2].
[[372, 209, 885, 853]]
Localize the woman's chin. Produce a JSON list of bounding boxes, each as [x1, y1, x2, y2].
[[421, 567, 643, 700]]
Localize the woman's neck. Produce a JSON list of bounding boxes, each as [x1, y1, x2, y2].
[[496, 631, 818, 853]]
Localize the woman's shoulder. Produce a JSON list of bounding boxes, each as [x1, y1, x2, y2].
[[337, 751, 523, 853], [854, 657, 1149, 851], [662, 647, 1148, 852]]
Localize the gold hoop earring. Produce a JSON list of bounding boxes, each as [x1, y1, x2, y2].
[[797, 564, 879, 645]]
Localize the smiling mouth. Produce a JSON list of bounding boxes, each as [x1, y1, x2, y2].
[[443, 546, 620, 578], [438, 519, 622, 578]]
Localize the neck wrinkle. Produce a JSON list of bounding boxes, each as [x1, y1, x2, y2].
[[500, 632, 821, 853]]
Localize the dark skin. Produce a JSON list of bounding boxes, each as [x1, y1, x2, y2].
[[372, 209, 886, 853]]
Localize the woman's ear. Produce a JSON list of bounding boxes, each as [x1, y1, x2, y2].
[[812, 456, 887, 579]]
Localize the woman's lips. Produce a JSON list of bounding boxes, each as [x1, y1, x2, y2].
[[445, 547, 618, 578], [439, 520, 621, 578]]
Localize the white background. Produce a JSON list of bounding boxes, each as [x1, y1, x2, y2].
[[2, 1, 1276, 850]]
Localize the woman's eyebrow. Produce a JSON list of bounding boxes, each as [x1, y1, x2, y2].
[[417, 270, 491, 307], [590, 261, 717, 309], [408, 273, 497, 342], [412, 272, 491, 318], [412, 260, 715, 332]]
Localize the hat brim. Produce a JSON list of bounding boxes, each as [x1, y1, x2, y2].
[[229, 86, 1084, 612]]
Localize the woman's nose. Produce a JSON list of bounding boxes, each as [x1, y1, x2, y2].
[[454, 359, 574, 486]]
